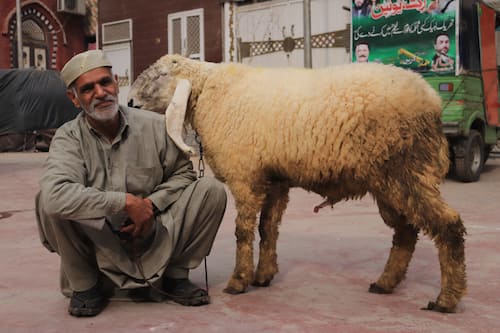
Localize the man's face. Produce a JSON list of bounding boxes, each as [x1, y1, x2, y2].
[[69, 67, 119, 122], [355, 44, 369, 63], [434, 35, 450, 55], [354, 0, 365, 8]]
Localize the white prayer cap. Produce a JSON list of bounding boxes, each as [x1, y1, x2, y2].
[[60, 50, 112, 87]]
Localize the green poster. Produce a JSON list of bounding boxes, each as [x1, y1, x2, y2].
[[351, 0, 457, 76]]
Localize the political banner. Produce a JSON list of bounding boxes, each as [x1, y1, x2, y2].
[[351, 0, 457, 75]]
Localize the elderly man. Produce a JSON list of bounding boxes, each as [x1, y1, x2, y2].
[[35, 50, 227, 317]]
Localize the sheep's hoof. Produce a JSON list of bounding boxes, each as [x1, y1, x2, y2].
[[368, 283, 392, 294], [223, 278, 248, 295], [251, 279, 271, 287], [223, 286, 246, 295], [422, 301, 456, 313]]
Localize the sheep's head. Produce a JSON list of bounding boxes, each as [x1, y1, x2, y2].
[[127, 54, 195, 111], [127, 55, 213, 155]]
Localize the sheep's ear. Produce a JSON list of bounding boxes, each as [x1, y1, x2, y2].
[[165, 79, 195, 155]]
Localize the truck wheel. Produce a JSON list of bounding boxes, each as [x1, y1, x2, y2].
[[454, 130, 485, 182], [484, 144, 492, 163]]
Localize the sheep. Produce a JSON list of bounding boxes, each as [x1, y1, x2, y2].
[[127, 55, 466, 313]]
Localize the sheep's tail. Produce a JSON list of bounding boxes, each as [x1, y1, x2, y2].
[[437, 129, 451, 179], [422, 107, 450, 181], [165, 79, 196, 155], [430, 89, 450, 179]]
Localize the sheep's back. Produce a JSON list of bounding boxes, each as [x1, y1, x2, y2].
[[194, 62, 445, 186]]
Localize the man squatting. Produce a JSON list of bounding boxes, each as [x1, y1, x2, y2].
[[35, 50, 227, 317]]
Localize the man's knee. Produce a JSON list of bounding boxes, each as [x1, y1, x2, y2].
[[197, 177, 227, 206]]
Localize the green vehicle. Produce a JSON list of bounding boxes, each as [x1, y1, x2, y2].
[[351, 0, 500, 182]]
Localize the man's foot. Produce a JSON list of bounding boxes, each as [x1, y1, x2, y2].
[[163, 278, 210, 306], [68, 284, 108, 317]]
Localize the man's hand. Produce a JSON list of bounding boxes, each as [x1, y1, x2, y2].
[[121, 193, 154, 238]]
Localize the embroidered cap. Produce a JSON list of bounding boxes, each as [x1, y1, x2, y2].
[[60, 50, 112, 87]]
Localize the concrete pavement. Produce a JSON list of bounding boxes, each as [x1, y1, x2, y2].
[[1, 152, 499, 332]]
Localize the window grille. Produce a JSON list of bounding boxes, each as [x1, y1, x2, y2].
[[102, 19, 132, 44]]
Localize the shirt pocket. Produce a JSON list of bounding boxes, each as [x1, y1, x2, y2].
[[126, 166, 162, 197]]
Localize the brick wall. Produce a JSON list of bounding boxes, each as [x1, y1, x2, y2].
[[0, 0, 86, 69], [98, 0, 223, 80]]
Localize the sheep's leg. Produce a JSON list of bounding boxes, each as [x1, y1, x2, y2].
[[223, 209, 258, 294], [224, 184, 263, 295], [404, 186, 466, 313], [418, 200, 466, 313], [253, 183, 290, 287], [374, 181, 466, 313], [370, 200, 419, 294]]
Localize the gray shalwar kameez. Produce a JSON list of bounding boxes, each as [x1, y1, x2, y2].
[[35, 106, 227, 298]]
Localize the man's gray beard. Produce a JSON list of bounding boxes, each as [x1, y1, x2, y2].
[[83, 96, 119, 121]]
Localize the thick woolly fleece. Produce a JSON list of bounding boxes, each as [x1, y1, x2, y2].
[[128, 56, 466, 313]]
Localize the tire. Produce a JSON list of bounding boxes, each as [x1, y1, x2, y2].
[[483, 144, 492, 164], [453, 130, 485, 182]]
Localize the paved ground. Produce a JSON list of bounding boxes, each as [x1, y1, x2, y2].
[[1, 152, 499, 333]]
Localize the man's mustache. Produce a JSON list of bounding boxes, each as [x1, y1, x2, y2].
[[91, 95, 117, 108]]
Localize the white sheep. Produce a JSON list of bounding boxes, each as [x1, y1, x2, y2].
[[127, 55, 466, 313]]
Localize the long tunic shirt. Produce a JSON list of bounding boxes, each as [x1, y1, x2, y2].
[[38, 106, 197, 226], [36, 106, 225, 295]]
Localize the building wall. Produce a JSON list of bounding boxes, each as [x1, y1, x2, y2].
[[98, 0, 224, 80], [0, 0, 88, 70], [232, 0, 351, 68]]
